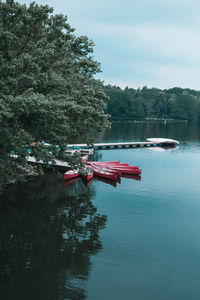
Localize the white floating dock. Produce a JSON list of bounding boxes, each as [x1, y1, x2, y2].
[[67, 138, 179, 150]]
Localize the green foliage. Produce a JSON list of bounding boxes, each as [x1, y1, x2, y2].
[[0, 0, 109, 190], [104, 85, 200, 121]]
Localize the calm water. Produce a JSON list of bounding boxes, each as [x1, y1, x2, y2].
[[1, 122, 200, 300]]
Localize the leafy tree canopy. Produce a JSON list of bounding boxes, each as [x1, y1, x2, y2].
[[0, 0, 110, 190]]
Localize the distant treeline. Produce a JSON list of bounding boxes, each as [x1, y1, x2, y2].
[[104, 85, 200, 121]]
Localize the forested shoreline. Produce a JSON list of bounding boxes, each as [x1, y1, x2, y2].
[[0, 0, 109, 191], [104, 85, 200, 121]]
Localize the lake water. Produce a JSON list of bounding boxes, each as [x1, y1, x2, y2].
[[1, 122, 200, 300]]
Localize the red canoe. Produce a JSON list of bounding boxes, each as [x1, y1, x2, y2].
[[89, 162, 130, 167], [64, 169, 79, 180], [91, 164, 141, 175], [81, 167, 93, 181], [87, 164, 122, 176], [87, 160, 121, 165], [92, 163, 138, 169], [90, 163, 140, 174], [107, 167, 141, 175], [88, 165, 118, 181], [82, 155, 88, 163]]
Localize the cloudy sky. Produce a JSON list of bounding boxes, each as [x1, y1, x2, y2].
[[18, 0, 200, 90]]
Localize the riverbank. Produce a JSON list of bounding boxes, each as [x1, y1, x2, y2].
[[7, 164, 39, 185], [110, 118, 188, 124]]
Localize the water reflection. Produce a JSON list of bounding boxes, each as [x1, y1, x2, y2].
[[147, 146, 179, 152], [101, 122, 200, 142], [0, 173, 107, 300], [63, 176, 81, 186], [120, 174, 141, 181], [93, 176, 118, 187]]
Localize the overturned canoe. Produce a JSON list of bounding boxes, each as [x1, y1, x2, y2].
[[89, 162, 141, 175], [87, 163, 122, 176], [88, 165, 118, 181], [88, 161, 130, 167], [108, 167, 141, 175]]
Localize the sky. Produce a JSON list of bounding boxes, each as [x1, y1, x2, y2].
[[17, 0, 200, 90]]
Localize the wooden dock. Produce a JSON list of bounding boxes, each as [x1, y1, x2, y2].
[[10, 138, 179, 171], [67, 138, 179, 150], [10, 154, 70, 170]]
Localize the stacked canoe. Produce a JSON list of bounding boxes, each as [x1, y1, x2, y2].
[[86, 161, 141, 181], [64, 157, 142, 184]]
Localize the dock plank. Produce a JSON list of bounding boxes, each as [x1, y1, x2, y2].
[[67, 139, 179, 150]]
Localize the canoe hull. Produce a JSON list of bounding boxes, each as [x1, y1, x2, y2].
[[64, 170, 79, 180], [90, 163, 141, 175], [82, 172, 93, 181], [93, 170, 118, 181], [87, 161, 120, 165], [110, 168, 142, 175], [88, 166, 118, 181], [88, 164, 121, 176], [82, 155, 88, 163]]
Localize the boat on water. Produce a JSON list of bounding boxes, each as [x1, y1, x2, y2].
[[81, 167, 93, 181], [82, 155, 88, 163], [88, 165, 118, 181], [106, 166, 141, 175], [89, 161, 130, 167], [87, 163, 122, 176], [64, 169, 79, 180], [63, 158, 142, 184], [87, 160, 120, 165], [92, 163, 138, 169], [89, 162, 141, 175]]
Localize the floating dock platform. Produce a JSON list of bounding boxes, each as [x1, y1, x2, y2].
[[67, 138, 179, 150], [10, 138, 179, 171]]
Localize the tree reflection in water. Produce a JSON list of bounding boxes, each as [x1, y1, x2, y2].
[[0, 173, 107, 300]]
